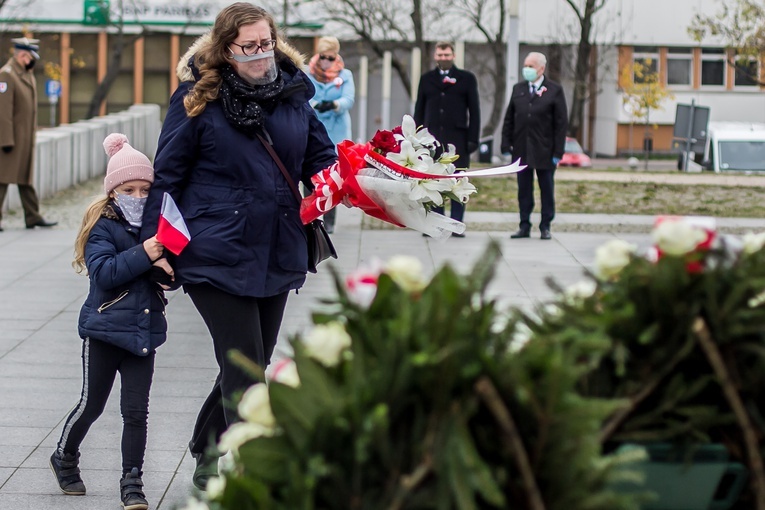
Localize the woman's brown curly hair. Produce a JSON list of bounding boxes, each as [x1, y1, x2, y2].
[[184, 2, 278, 117]]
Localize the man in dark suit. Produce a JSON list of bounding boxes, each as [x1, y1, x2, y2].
[[414, 41, 480, 237], [501, 51, 568, 240]]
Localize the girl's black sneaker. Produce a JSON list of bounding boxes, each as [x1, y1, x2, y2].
[[49, 451, 86, 495], [120, 467, 148, 510]]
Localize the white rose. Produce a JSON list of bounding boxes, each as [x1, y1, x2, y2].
[[268, 358, 300, 387], [385, 255, 428, 293], [180, 497, 210, 510], [345, 259, 383, 308], [651, 220, 707, 256], [564, 280, 597, 303], [303, 321, 352, 366], [743, 232, 765, 254], [237, 384, 275, 427], [594, 239, 636, 280], [205, 476, 226, 499], [218, 421, 274, 454]]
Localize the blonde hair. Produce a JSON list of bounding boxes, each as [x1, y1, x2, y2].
[[316, 36, 339, 55], [72, 196, 111, 274], [184, 3, 278, 117]]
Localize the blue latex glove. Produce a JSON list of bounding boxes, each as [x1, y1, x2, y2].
[[552, 157, 561, 166]]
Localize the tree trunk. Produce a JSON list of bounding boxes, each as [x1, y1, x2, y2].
[[568, 18, 592, 138], [85, 31, 144, 120], [484, 39, 507, 137]]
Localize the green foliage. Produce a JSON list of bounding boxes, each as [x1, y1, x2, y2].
[[516, 238, 765, 506], [204, 242, 639, 510]]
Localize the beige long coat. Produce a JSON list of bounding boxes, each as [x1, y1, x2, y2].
[[0, 57, 37, 185]]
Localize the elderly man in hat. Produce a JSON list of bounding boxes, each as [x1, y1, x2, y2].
[[0, 37, 57, 231]]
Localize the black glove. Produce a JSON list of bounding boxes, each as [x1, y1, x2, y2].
[[467, 141, 478, 154], [314, 100, 335, 113], [1, 146, 12, 153]]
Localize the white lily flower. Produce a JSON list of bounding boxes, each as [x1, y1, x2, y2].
[[387, 140, 431, 169], [237, 383, 276, 427], [395, 115, 437, 149], [451, 177, 477, 203], [409, 176, 453, 205], [438, 144, 460, 165], [425, 160, 452, 176]]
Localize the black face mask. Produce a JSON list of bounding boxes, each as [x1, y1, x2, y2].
[[25, 60, 36, 70]]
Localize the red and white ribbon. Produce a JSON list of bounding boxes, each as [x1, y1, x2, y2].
[[311, 162, 344, 213]]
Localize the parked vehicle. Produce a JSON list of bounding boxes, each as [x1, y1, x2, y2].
[[681, 122, 765, 173], [559, 137, 592, 168]]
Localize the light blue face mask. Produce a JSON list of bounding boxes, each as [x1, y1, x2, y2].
[[522, 66, 538, 82], [115, 193, 147, 228]]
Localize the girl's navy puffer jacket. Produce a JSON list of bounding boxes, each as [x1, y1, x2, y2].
[[78, 205, 167, 356]]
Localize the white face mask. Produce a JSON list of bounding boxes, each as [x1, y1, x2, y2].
[[115, 193, 147, 227]]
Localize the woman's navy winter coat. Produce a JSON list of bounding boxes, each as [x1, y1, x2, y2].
[[78, 204, 168, 356], [141, 55, 337, 298]]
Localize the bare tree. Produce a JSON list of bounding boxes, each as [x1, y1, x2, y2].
[[314, 0, 439, 97], [562, 0, 608, 140], [85, 28, 147, 119], [689, 0, 765, 85], [444, 0, 509, 137]]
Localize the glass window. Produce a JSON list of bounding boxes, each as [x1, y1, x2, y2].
[[734, 57, 759, 87], [632, 48, 659, 84], [718, 141, 765, 171], [701, 48, 725, 86], [667, 47, 692, 86]]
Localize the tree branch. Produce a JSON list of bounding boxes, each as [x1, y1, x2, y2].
[[694, 317, 765, 510], [599, 334, 696, 443], [475, 376, 546, 510]]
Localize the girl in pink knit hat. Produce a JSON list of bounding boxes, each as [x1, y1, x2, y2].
[[49, 133, 173, 510]]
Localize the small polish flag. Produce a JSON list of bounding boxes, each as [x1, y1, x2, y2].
[[156, 192, 191, 255]]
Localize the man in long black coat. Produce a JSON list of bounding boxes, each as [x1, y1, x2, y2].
[[501, 51, 568, 240], [414, 41, 480, 235]]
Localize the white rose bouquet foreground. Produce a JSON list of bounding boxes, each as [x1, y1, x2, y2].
[[514, 216, 765, 509], [181, 244, 641, 510]]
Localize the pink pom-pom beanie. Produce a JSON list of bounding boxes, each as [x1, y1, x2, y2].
[[102, 133, 154, 193]]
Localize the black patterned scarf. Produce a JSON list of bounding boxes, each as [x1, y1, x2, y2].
[[218, 64, 285, 135]]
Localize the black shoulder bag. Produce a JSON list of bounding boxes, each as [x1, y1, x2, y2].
[[256, 133, 337, 273]]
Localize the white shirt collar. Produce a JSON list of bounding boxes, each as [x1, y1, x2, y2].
[[530, 75, 545, 90]]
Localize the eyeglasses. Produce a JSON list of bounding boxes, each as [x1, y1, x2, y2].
[[319, 55, 337, 62], [229, 39, 276, 56]]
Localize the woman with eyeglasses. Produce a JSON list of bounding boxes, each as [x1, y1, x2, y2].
[[306, 36, 355, 233], [138, 2, 337, 490]]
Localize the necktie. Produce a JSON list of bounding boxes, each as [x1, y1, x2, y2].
[[530, 84, 537, 96]]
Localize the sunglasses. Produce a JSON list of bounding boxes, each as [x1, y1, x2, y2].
[[319, 55, 337, 62]]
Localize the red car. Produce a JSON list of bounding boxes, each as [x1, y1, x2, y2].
[[559, 137, 592, 168]]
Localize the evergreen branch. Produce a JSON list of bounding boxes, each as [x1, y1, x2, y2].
[[694, 317, 765, 510], [387, 458, 433, 510], [387, 418, 437, 510], [599, 335, 696, 443], [475, 376, 546, 510]]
